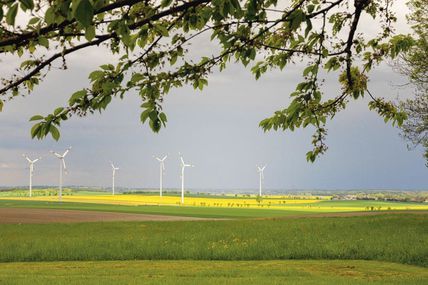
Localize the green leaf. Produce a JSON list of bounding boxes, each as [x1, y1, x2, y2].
[[93, 0, 106, 10], [69, 90, 87, 105], [0, 100, 3, 112], [85, 25, 96, 41], [45, 7, 55, 25], [38, 37, 49, 48], [155, 25, 169, 37], [289, 9, 305, 31], [6, 4, 18, 26], [131, 73, 144, 83], [28, 17, 39, 25], [50, 125, 60, 141], [74, 0, 93, 28], [0, 7, 3, 21], [305, 20, 312, 37], [161, 0, 173, 7], [88, 70, 104, 82], [30, 123, 41, 139], [53, 107, 64, 116], [140, 109, 151, 123], [159, 112, 167, 122], [19, 0, 34, 11], [306, 151, 315, 162], [29, 115, 44, 121], [170, 53, 178, 65], [100, 64, 114, 71], [141, 101, 154, 108], [303, 65, 314, 76]]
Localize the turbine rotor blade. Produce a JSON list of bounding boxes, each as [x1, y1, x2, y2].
[[51, 151, 62, 158], [23, 154, 32, 163], [62, 159, 68, 174]]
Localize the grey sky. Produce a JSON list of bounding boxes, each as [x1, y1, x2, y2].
[[0, 2, 426, 190]]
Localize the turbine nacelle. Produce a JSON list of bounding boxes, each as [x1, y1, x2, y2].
[[22, 154, 41, 164], [50, 146, 71, 159], [155, 155, 168, 162], [110, 162, 119, 170], [22, 154, 41, 175], [179, 153, 195, 168], [257, 164, 267, 179], [154, 155, 167, 171]]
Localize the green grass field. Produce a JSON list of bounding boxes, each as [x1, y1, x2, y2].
[[0, 214, 426, 266], [0, 260, 426, 285]]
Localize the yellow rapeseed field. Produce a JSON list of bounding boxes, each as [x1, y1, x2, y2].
[[9, 195, 321, 208], [3, 193, 428, 212]]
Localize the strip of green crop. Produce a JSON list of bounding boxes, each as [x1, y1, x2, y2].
[[0, 199, 313, 218]]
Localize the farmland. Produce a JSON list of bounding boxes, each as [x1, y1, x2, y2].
[[0, 191, 427, 284]]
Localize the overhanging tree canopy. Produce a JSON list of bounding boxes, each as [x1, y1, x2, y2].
[[0, 0, 414, 161]]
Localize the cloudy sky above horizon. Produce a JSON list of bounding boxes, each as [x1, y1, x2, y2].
[[0, 2, 427, 191]]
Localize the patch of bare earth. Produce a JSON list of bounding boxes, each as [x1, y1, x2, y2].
[[0, 208, 212, 224]]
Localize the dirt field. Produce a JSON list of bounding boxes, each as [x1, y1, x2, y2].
[[0, 208, 212, 224]]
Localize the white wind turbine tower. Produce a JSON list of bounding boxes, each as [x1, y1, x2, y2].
[[154, 155, 167, 197], [110, 162, 119, 195], [257, 165, 267, 197], [50, 147, 71, 201], [22, 154, 41, 197], [179, 153, 194, 204]]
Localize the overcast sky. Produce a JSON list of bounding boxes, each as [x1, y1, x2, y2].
[[0, 2, 427, 191]]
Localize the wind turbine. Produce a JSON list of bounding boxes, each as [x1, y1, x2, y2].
[[110, 162, 119, 195], [50, 147, 71, 201], [22, 154, 41, 197], [179, 153, 194, 204], [154, 155, 167, 197], [257, 165, 266, 197]]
